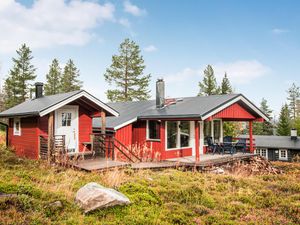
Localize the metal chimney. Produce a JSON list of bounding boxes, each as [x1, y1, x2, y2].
[[35, 82, 44, 98], [291, 128, 297, 140], [156, 78, 165, 108]]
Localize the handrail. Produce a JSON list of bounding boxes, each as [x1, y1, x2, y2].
[[91, 133, 142, 162], [113, 136, 141, 162]]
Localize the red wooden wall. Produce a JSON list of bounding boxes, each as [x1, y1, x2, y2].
[[115, 124, 133, 147], [212, 103, 256, 120], [78, 106, 93, 152], [115, 120, 193, 160], [8, 117, 39, 160]]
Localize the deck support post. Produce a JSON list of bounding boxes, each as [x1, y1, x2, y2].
[[195, 121, 200, 162], [249, 120, 253, 153], [101, 110, 107, 159], [47, 112, 54, 163]]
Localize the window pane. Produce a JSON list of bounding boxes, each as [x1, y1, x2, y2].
[[148, 120, 160, 139], [280, 150, 287, 159], [15, 122, 20, 131], [213, 120, 221, 143], [62, 113, 71, 127], [180, 121, 190, 147], [204, 121, 211, 145], [62, 113, 66, 126], [167, 121, 177, 149]]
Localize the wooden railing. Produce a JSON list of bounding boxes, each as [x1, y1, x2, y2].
[[91, 133, 141, 162], [39, 135, 66, 160], [233, 137, 256, 152], [39, 133, 141, 163]]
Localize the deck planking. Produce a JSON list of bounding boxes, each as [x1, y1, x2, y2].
[[72, 153, 257, 171]]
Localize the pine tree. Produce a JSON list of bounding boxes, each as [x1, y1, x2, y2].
[[44, 59, 62, 95], [104, 38, 151, 102], [4, 44, 36, 108], [287, 83, 300, 121], [277, 104, 291, 136], [198, 65, 219, 96], [60, 59, 82, 93], [294, 117, 300, 136], [253, 98, 274, 135], [220, 73, 232, 94]]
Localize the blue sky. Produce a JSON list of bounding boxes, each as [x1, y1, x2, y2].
[[0, 0, 300, 118]]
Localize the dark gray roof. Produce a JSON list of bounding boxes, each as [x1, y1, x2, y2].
[[240, 135, 300, 150], [93, 93, 264, 129], [0, 90, 118, 117], [138, 94, 240, 119], [0, 90, 81, 117], [93, 100, 155, 129]]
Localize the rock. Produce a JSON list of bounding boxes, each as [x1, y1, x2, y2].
[[0, 193, 18, 198], [75, 182, 130, 213], [210, 167, 225, 174], [46, 200, 63, 209]]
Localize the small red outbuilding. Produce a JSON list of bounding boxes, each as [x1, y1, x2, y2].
[[0, 83, 118, 159]]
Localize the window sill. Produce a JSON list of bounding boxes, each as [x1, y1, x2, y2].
[[279, 158, 288, 161], [166, 146, 192, 151], [146, 139, 161, 142]]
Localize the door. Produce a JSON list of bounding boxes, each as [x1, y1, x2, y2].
[[199, 121, 204, 154], [55, 106, 79, 153]]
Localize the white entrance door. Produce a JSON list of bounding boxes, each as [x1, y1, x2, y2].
[[199, 121, 204, 154], [55, 106, 79, 153]]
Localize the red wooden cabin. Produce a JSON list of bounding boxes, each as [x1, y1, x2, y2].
[[93, 79, 269, 161], [0, 83, 118, 159]]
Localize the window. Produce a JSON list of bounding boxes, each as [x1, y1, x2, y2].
[[180, 121, 190, 147], [167, 121, 191, 149], [147, 120, 160, 140], [279, 149, 288, 160], [213, 120, 221, 143], [255, 148, 268, 159], [204, 121, 211, 145], [13, 118, 21, 136], [204, 120, 222, 145], [61, 112, 72, 126], [167, 121, 178, 149]]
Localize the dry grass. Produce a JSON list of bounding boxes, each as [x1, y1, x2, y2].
[[0, 147, 299, 225]]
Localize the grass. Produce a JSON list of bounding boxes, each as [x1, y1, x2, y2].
[[0, 147, 299, 225]]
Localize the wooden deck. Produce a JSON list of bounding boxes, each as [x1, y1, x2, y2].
[[72, 158, 130, 171], [72, 153, 256, 171]]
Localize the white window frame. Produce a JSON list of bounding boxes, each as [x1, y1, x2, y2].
[[146, 120, 161, 141], [165, 121, 192, 150], [204, 119, 223, 145], [279, 149, 288, 161], [255, 148, 268, 159], [13, 118, 21, 136]]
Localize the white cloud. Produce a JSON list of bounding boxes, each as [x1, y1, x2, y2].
[[123, 0, 146, 16], [213, 60, 271, 84], [144, 45, 157, 52], [164, 68, 201, 83], [272, 28, 289, 34], [164, 60, 270, 85], [119, 18, 131, 27], [0, 0, 116, 53]]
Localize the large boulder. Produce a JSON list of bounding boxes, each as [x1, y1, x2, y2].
[[75, 182, 130, 213]]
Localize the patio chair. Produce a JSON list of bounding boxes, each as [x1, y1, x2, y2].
[[206, 137, 222, 154], [222, 136, 235, 155], [234, 138, 247, 153]]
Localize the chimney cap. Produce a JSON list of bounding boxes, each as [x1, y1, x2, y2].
[[35, 82, 44, 86]]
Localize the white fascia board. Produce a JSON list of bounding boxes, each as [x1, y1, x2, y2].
[[201, 95, 269, 122], [114, 117, 137, 130], [39, 91, 119, 117]]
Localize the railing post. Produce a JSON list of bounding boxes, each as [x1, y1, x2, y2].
[[249, 120, 254, 153], [47, 112, 54, 163]]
